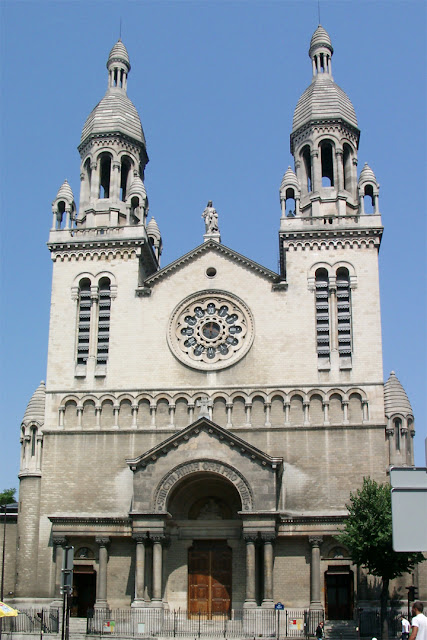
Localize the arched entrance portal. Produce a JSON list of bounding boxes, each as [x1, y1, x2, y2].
[[167, 472, 242, 616]]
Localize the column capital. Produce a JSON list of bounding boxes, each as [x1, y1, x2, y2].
[[150, 534, 165, 544], [52, 535, 67, 547], [309, 535, 323, 547], [132, 534, 147, 544], [260, 532, 276, 543], [386, 427, 394, 437], [95, 536, 110, 546], [243, 534, 258, 543]]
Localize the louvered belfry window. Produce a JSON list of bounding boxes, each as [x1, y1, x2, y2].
[[315, 269, 330, 360], [336, 268, 352, 357], [97, 278, 111, 365], [77, 279, 91, 365]]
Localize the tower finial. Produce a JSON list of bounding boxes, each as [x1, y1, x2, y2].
[[318, 0, 321, 24], [119, 17, 122, 40]]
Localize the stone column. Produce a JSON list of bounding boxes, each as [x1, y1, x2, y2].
[[386, 426, 394, 465], [323, 401, 330, 426], [309, 536, 323, 611], [342, 401, 349, 425], [264, 402, 271, 427], [52, 536, 67, 599], [243, 535, 257, 608], [131, 404, 138, 429], [336, 149, 344, 191], [132, 535, 146, 606], [151, 535, 164, 605], [95, 537, 110, 609], [58, 405, 65, 429], [261, 534, 275, 607]]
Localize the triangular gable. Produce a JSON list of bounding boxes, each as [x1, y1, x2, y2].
[[126, 417, 283, 471], [139, 240, 282, 290]]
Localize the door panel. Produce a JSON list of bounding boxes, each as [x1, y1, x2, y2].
[[325, 571, 353, 620], [188, 541, 232, 618]]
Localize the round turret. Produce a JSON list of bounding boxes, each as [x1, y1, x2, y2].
[[22, 381, 46, 425], [384, 371, 413, 418]]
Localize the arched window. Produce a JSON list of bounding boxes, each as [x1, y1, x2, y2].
[[120, 157, 132, 202], [99, 154, 112, 199], [394, 418, 402, 451], [97, 278, 111, 366], [77, 279, 91, 365], [55, 200, 66, 229], [285, 188, 296, 217], [31, 426, 37, 457], [301, 146, 312, 192], [343, 144, 352, 192], [321, 141, 334, 187], [363, 184, 374, 214], [336, 268, 352, 359], [315, 269, 330, 361]]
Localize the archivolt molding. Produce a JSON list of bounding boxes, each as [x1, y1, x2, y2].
[[154, 459, 253, 512]]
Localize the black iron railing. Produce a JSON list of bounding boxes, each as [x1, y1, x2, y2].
[[1, 608, 59, 633], [87, 607, 324, 638]]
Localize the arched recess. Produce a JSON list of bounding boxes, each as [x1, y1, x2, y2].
[[320, 140, 335, 187], [153, 460, 253, 513], [212, 398, 227, 427], [98, 152, 112, 199]]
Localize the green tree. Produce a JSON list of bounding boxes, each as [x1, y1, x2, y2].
[[338, 477, 424, 639], [0, 488, 16, 505]]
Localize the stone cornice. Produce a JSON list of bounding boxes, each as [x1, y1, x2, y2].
[[281, 227, 383, 250], [290, 118, 360, 153], [142, 240, 281, 288]]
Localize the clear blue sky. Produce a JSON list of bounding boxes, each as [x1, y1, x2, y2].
[[0, 0, 426, 491]]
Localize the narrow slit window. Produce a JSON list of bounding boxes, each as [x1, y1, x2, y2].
[[97, 278, 111, 365], [315, 269, 330, 360], [321, 141, 334, 187], [77, 279, 91, 365], [336, 268, 352, 358]]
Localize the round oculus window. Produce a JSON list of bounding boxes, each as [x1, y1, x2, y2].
[[167, 291, 254, 370]]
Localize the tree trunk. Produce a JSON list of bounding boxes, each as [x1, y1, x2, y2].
[[380, 578, 389, 640]]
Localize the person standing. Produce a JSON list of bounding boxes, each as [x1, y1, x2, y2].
[[316, 621, 324, 639], [409, 601, 427, 640], [402, 615, 411, 640]]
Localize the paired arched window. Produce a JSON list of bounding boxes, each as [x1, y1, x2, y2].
[[76, 276, 113, 369], [313, 266, 353, 364]]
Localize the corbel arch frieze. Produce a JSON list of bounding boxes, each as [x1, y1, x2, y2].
[[153, 459, 254, 513]]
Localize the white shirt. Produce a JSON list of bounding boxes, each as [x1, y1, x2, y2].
[[402, 619, 411, 633], [412, 613, 427, 640]]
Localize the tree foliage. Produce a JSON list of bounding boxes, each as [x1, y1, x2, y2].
[[0, 487, 16, 505], [338, 477, 423, 579]]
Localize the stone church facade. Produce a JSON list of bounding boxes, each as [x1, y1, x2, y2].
[[9, 26, 422, 621]]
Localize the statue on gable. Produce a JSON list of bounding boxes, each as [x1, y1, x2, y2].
[[202, 201, 219, 234]]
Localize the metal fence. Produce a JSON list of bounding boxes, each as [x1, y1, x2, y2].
[[1, 608, 59, 634], [358, 609, 400, 639], [87, 608, 323, 638]]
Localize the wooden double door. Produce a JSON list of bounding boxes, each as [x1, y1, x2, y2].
[[188, 540, 232, 618], [325, 569, 354, 620]]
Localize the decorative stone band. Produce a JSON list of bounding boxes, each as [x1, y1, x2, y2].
[[154, 459, 253, 512]]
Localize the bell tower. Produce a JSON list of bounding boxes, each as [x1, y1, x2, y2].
[[77, 40, 150, 229], [47, 40, 161, 385], [278, 26, 384, 376]]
